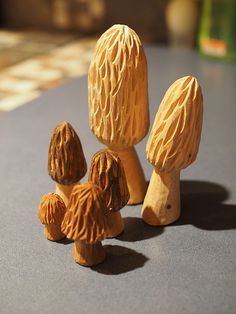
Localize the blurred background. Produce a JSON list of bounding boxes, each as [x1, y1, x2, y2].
[[0, 0, 235, 111]]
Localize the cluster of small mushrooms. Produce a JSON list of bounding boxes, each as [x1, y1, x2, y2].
[[38, 24, 203, 267]]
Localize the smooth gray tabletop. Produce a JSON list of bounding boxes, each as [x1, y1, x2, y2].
[[0, 46, 236, 314]]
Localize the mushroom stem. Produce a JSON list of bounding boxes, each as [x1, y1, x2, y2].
[[106, 211, 124, 238], [141, 169, 180, 225], [44, 224, 65, 241], [55, 182, 79, 206], [73, 240, 106, 266], [108, 146, 147, 205]]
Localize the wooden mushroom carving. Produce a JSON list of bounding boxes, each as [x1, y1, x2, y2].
[[88, 24, 149, 204], [61, 182, 107, 266], [48, 121, 87, 206], [88, 150, 129, 238], [142, 76, 203, 226], [38, 193, 66, 241]]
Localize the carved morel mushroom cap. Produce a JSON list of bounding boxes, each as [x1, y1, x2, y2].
[[147, 76, 203, 172], [48, 121, 87, 185], [61, 182, 107, 243], [88, 149, 130, 211], [38, 193, 66, 225], [88, 24, 149, 149]]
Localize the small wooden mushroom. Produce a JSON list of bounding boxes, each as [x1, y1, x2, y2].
[[61, 182, 107, 266], [38, 193, 66, 241], [141, 76, 203, 226], [88, 149, 129, 238], [88, 24, 149, 205], [48, 121, 87, 206]]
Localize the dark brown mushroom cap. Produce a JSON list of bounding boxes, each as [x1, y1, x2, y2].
[[48, 121, 87, 184], [61, 182, 107, 243], [88, 149, 129, 211], [147, 76, 203, 172], [38, 193, 66, 225]]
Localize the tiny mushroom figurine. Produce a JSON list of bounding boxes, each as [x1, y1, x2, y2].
[[61, 182, 107, 266], [141, 76, 203, 226], [48, 121, 87, 206], [88, 24, 149, 205], [88, 149, 129, 238], [38, 192, 66, 241]]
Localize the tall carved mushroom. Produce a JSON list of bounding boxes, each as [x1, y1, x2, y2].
[[61, 182, 107, 266], [88, 149, 129, 238], [88, 24, 149, 204], [38, 192, 66, 241], [48, 121, 87, 206], [141, 76, 203, 226]]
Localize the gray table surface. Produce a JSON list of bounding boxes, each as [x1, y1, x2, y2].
[[0, 46, 236, 314]]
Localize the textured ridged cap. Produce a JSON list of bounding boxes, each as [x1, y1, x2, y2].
[[48, 121, 87, 184], [38, 193, 66, 225], [61, 182, 107, 243], [88, 24, 149, 149], [88, 149, 129, 211], [147, 76, 203, 172]]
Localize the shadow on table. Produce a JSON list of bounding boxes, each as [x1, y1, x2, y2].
[[92, 245, 148, 275], [117, 217, 164, 242], [175, 180, 236, 230], [118, 180, 236, 243], [56, 237, 73, 245]]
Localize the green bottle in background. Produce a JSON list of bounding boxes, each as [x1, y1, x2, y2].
[[198, 0, 236, 61]]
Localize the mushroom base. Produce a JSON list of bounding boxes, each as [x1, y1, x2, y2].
[[106, 211, 124, 238], [55, 182, 80, 207], [141, 169, 180, 226], [44, 224, 65, 241], [108, 146, 147, 205], [73, 240, 106, 266]]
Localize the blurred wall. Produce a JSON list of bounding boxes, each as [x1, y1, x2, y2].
[[0, 0, 52, 28], [0, 0, 168, 42], [105, 0, 167, 42]]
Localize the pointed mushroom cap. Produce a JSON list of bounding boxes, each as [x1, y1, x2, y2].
[[38, 193, 66, 225], [88, 24, 149, 149], [147, 76, 203, 172], [88, 149, 129, 211], [61, 182, 107, 243], [48, 122, 87, 184]]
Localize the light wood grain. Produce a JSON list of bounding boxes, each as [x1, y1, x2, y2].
[[142, 76, 203, 225], [73, 240, 106, 267], [88, 24, 149, 204], [142, 169, 180, 225], [55, 182, 79, 207]]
